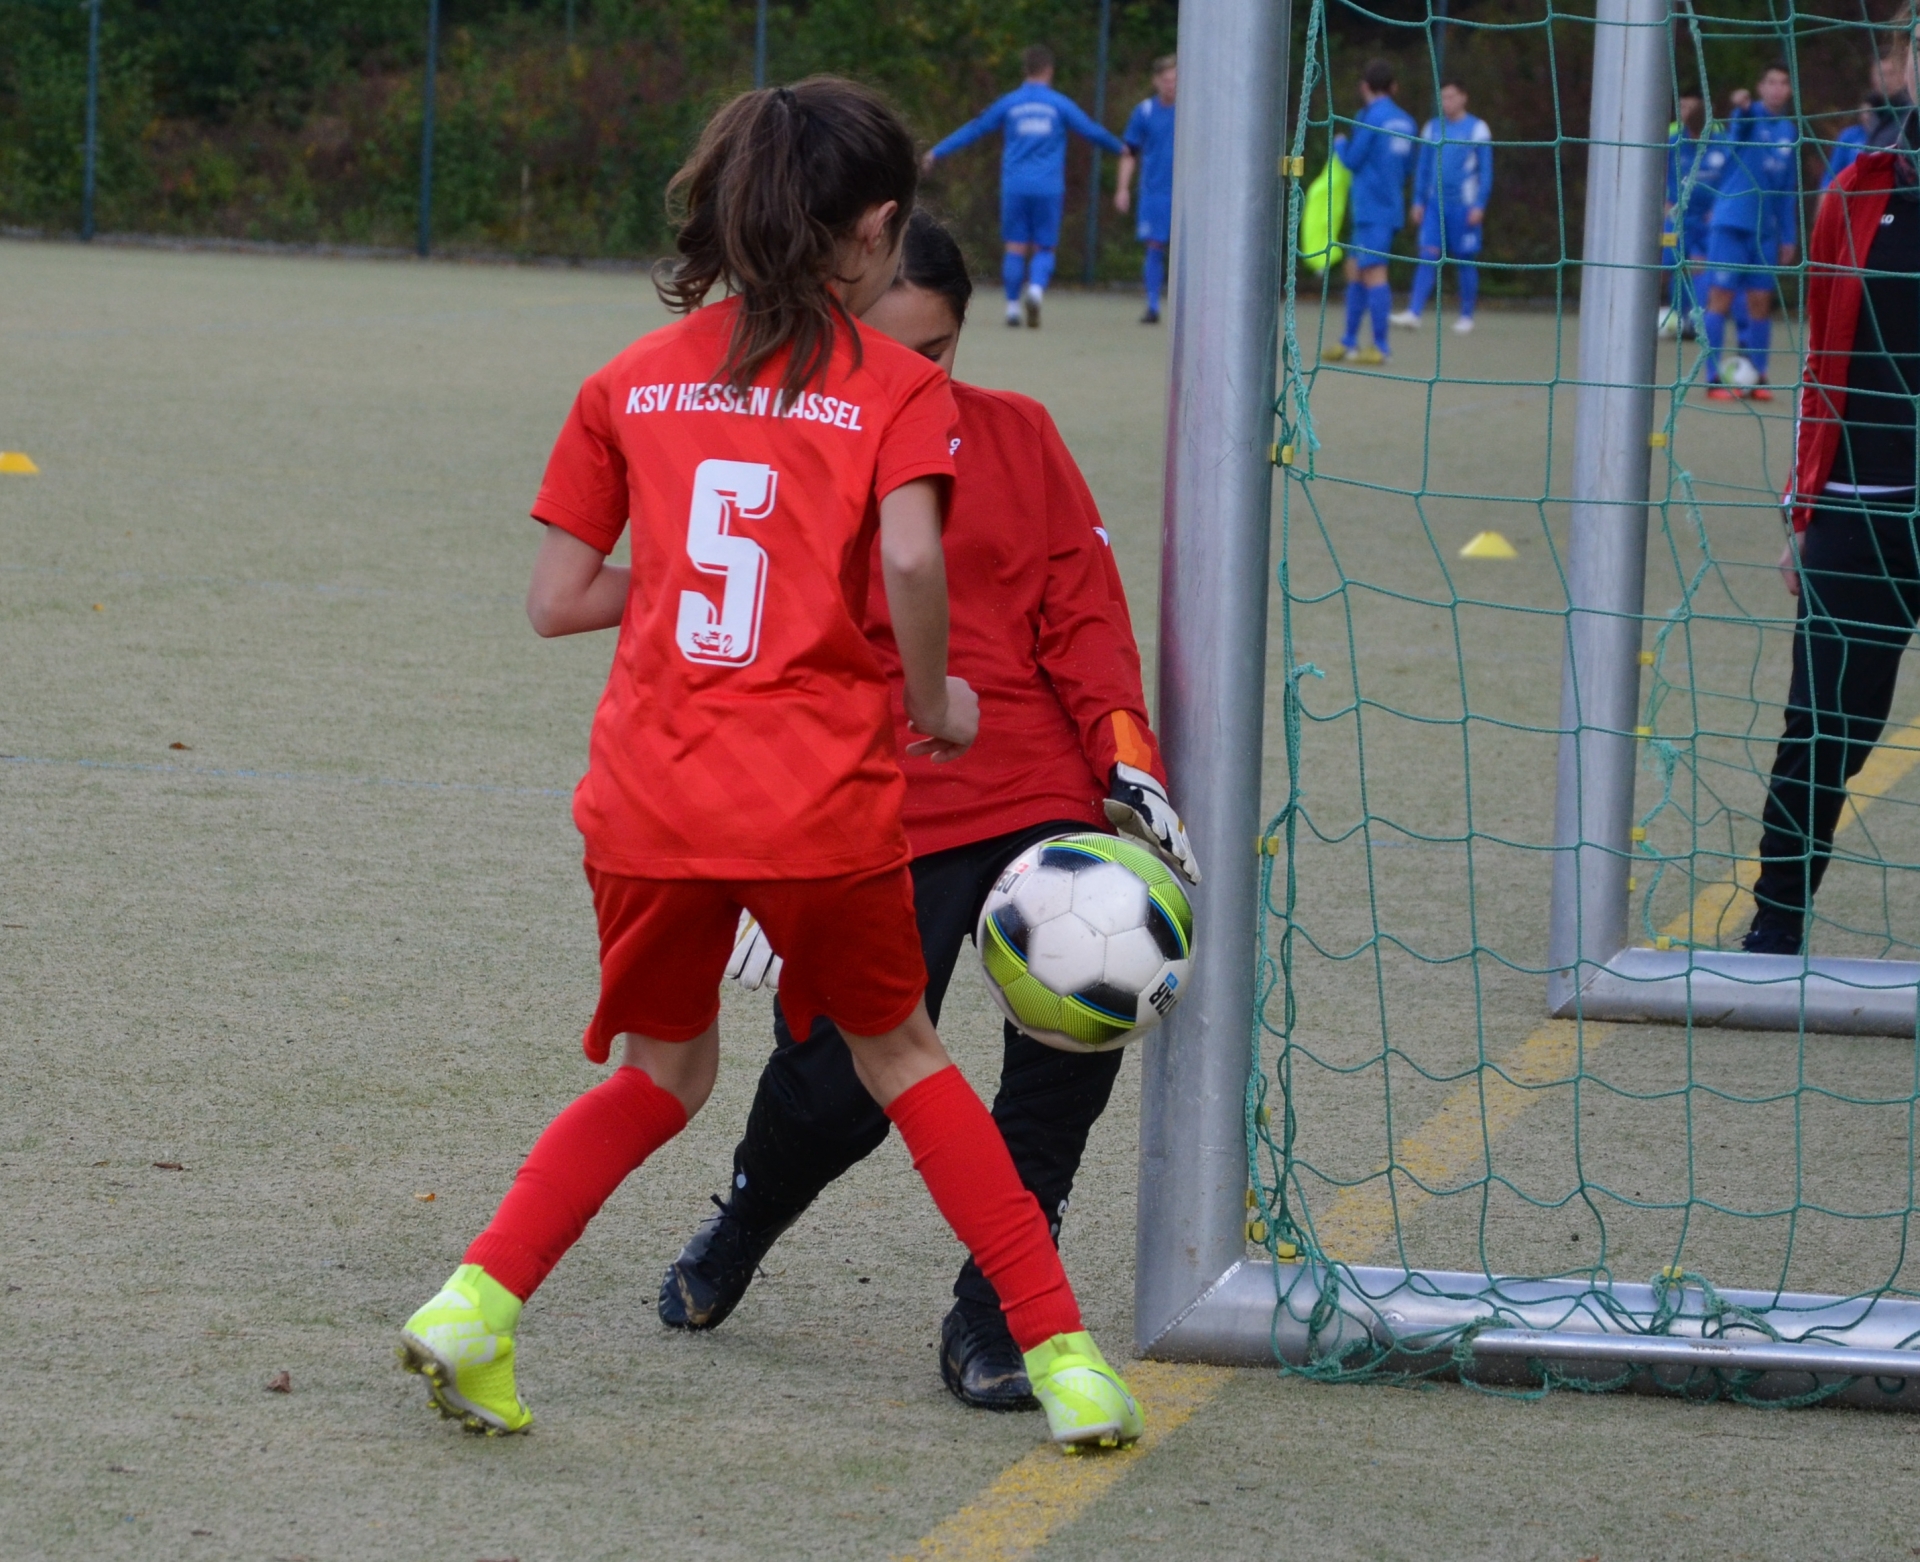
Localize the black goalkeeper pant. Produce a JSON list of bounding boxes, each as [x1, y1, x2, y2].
[[726, 819, 1126, 1316], [1753, 502, 1920, 923]]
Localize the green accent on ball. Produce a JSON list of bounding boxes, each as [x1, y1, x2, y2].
[[1042, 832, 1194, 958]]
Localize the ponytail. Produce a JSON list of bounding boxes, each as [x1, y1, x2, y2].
[[658, 77, 919, 399]]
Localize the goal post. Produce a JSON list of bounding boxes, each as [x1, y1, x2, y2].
[[1138, 0, 1920, 1403]]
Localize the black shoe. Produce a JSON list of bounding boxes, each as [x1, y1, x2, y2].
[[1740, 913, 1805, 956], [938, 1300, 1038, 1411], [657, 1194, 797, 1331], [1140, 309, 1160, 325]]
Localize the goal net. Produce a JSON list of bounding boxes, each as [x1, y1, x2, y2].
[[1252, 0, 1920, 1399]]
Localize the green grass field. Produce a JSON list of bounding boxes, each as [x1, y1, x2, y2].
[[7, 241, 1920, 1561]]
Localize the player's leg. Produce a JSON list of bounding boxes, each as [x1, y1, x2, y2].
[[944, 1027, 1125, 1408], [1395, 209, 1442, 326], [759, 865, 1142, 1447], [1400, 245, 1439, 325], [1337, 254, 1367, 356], [1452, 213, 1480, 331], [399, 871, 737, 1433], [1141, 240, 1166, 324], [1024, 195, 1064, 327], [1363, 260, 1393, 360], [1744, 282, 1775, 397], [656, 1003, 885, 1328], [1001, 189, 1032, 326], [1749, 511, 1911, 951], [657, 832, 1003, 1331]]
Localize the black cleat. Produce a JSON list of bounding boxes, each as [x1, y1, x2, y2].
[[1140, 309, 1161, 325], [938, 1300, 1038, 1411], [658, 1194, 796, 1331], [1741, 912, 1805, 957]]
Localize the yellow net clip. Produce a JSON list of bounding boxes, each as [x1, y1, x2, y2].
[[1655, 935, 1672, 950], [1246, 1220, 1269, 1244], [1660, 1265, 1688, 1282], [1274, 1241, 1299, 1261], [1636, 725, 1652, 738], [1639, 650, 1655, 666], [1258, 834, 1282, 856], [1627, 876, 1637, 891], [1246, 1188, 1259, 1209], [1648, 431, 1668, 449], [1257, 1104, 1272, 1128], [1630, 826, 1647, 843], [1279, 444, 1294, 466], [1280, 155, 1305, 178]]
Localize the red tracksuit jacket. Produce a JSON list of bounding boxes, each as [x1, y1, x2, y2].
[[1789, 149, 1903, 533], [863, 379, 1165, 858]]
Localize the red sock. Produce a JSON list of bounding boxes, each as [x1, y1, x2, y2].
[[885, 1065, 1082, 1351], [465, 1065, 688, 1301]]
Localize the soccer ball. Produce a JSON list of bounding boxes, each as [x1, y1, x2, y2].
[[1657, 305, 1680, 339], [1724, 353, 1761, 390], [976, 832, 1195, 1054]]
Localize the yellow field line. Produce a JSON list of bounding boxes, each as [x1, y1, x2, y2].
[[1314, 711, 1920, 1263], [896, 1362, 1232, 1562]]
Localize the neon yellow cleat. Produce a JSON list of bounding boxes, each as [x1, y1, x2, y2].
[[1023, 1331, 1144, 1451], [397, 1264, 532, 1435]]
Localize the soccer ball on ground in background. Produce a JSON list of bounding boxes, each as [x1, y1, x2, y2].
[[1724, 353, 1761, 390], [976, 832, 1195, 1054]]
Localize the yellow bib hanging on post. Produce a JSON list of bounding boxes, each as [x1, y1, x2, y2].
[[1297, 157, 1350, 276]]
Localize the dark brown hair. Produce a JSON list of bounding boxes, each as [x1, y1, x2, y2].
[[897, 209, 973, 326], [1362, 58, 1397, 93], [1024, 44, 1055, 76], [657, 76, 918, 398]]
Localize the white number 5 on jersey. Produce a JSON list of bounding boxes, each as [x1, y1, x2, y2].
[[677, 458, 776, 666]]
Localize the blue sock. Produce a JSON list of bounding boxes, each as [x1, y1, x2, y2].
[[1029, 249, 1056, 292], [1703, 308, 1728, 381], [1143, 246, 1165, 314], [1002, 250, 1025, 303], [1408, 257, 1437, 318], [1457, 263, 1478, 318], [1344, 280, 1366, 348], [1369, 284, 1392, 355], [1732, 289, 1751, 334], [1746, 316, 1771, 379]]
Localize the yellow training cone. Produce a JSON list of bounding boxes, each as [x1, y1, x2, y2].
[[1458, 530, 1518, 560], [0, 452, 40, 474]]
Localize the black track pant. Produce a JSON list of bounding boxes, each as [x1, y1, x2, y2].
[[727, 819, 1126, 1315], [1753, 502, 1920, 921]]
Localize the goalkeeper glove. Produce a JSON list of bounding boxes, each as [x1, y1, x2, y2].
[[1104, 763, 1202, 884], [724, 911, 783, 992]]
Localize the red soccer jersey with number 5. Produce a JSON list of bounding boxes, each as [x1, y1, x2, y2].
[[531, 297, 958, 880]]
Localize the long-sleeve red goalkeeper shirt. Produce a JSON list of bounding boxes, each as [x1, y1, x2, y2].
[[1789, 149, 1902, 532], [863, 379, 1166, 859]]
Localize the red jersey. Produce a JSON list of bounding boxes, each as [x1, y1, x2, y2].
[[864, 381, 1164, 858], [1788, 151, 1899, 533], [532, 298, 957, 879]]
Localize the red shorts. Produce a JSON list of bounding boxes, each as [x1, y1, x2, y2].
[[580, 862, 928, 1062]]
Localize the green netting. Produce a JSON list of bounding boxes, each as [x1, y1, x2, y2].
[[1249, 0, 1920, 1401]]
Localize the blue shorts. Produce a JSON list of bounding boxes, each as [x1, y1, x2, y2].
[[1417, 207, 1482, 259], [1137, 191, 1171, 246], [1705, 225, 1772, 293], [1683, 218, 1711, 262], [1002, 190, 1065, 249], [1348, 221, 1398, 268]]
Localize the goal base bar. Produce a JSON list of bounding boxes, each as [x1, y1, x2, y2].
[[1143, 1258, 1920, 1410], [1553, 947, 1920, 1036]]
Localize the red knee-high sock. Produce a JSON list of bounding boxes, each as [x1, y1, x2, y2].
[[886, 1065, 1082, 1351], [464, 1065, 688, 1301]]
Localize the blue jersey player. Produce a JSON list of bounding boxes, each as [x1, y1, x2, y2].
[[926, 44, 1127, 330], [1116, 55, 1177, 325], [1703, 64, 1799, 399], [1392, 79, 1492, 335], [1660, 90, 1722, 336], [1325, 58, 1419, 365]]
